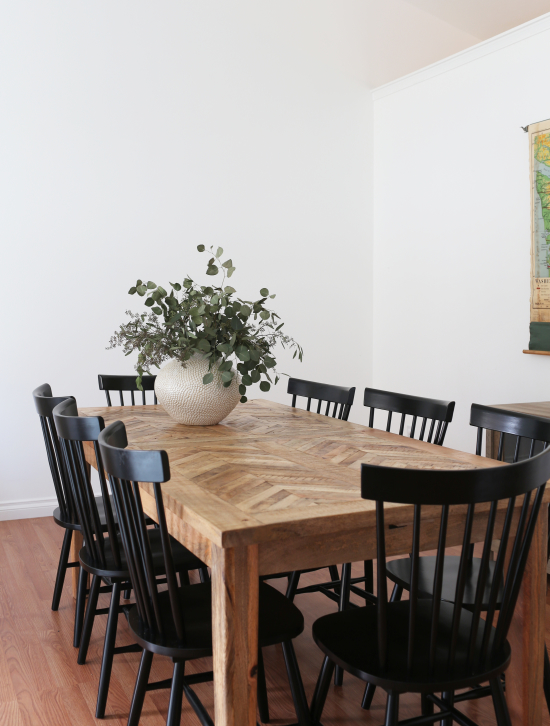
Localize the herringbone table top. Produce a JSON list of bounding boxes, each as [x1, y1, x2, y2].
[[80, 399, 498, 548]]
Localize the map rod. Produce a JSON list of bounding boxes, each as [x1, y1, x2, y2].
[[522, 118, 550, 132]]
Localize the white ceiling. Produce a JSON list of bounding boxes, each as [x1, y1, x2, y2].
[[402, 0, 550, 39]]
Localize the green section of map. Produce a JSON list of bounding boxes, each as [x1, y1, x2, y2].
[[536, 170, 550, 243]]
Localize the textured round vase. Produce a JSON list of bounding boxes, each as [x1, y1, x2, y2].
[[154, 356, 241, 426]]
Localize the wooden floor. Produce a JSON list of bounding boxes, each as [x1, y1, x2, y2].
[[1, 518, 549, 726]]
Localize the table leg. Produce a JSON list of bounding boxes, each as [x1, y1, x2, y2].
[[211, 543, 259, 726], [507, 502, 547, 726], [70, 530, 83, 600]]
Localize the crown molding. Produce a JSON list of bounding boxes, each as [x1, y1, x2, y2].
[[373, 12, 550, 101]]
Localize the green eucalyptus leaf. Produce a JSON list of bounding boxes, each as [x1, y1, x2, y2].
[[235, 345, 250, 361], [216, 343, 232, 354], [242, 374, 252, 386], [239, 384, 246, 395], [136, 279, 143, 286], [269, 294, 276, 299], [147, 281, 156, 289], [260, 310, 270, 320], [264, 356, 276, 368], [224, 286, 236, 294], [137, 285, 147, 296], [259, 381, 271, 392], [203, 286, 213, 296], [152, 306, 163, 315], [192, 316, 203, 325], [220, 370, 233, 383], [225, 307, 235, 317], [216, 246, 223, 258], [249, 349, 260, 361], [170, 282, 182, 291], [227, 267, 236, 278], [197, 244, 205, 252], [250, 370, 261, 383], [157, 286, 167, 297], [222, 259, 232, 268], [128, 286, 137, 295], [260, 288, 269, 296], [240, 395, 248, 403], [183, 279, 193, 288], [144, 298, 154, 307], [231, 317, 244, 331], [206, 265, 219, 276], [211, 294, 219, 305], [203, 372, 214, 384], [223, 380, 232, 388], [239, 304, 251, 317]]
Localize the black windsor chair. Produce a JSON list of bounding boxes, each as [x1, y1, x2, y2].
[[263, 378, 362, 618], [98, 419, 310, 726], [364, 387, 455, 446], [344, 387, 456, 694], [363, 403, 550, 717], [33, 383, 101, 648], [53, 398, 208, 719], [310, 443, 550, 726], [98, 374, 157, 406]]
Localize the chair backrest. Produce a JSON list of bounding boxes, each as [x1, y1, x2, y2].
[[471, 403, 550, 462], [98, 374, 157, 407], [288, 378, 355, 421], [363, 388, 455, 446], [98, 421, 183, 641], [53, 398, 122, 570], [33, 383, 78, 522], [361, 448, 550, 678]]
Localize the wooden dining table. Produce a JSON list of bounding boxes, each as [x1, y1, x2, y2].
[[80, 399, 548, 726]]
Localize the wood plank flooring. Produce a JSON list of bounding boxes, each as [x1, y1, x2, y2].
[[0, 517, 549, 725]]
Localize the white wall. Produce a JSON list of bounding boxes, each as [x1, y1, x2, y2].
[[0, 1, 480, 518], [372, 14, 550, 454]]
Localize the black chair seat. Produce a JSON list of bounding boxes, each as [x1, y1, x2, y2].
[[129, 580, 305, 659], [312, 600, 510, 693], [386, 556, 504, 609], [53, 495, 113, 531], [79, 529, 205, 579]]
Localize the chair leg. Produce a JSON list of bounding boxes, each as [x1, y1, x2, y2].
[[199, 566, 210, 583], [286, 571, 301, 601], [490, 678, 512, 726], [123, 586, 131, 600], [364, 559, 374, 593], [384, 691, 399, 726], [52, 529, 72, 611], [310, 656, 335, 724], [361, 682, 376, 710], [180, 569, 191, 587], [166, 661, 185, 726], [421, 693, 434, 716], [257, 647, 270, 723], [77, 574, 101, 665], [96, 581, 122, 718], [73, 563, 88, 647], [281, 641, 309, 726], [128, 650, 154, 726], [390, 583, 403, 602], [334, 562, 352, 687], [440, 691, 454, 726], [328, 565, 340, 594], [544, 645, 550, 715]]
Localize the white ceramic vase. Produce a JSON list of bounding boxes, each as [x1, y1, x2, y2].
[[154, 355, 241, 426]]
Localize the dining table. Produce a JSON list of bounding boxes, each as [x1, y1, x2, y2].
[[79, 399, 549, 726]]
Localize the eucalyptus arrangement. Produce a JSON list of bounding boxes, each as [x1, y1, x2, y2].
[[108, 245, 303, 407]]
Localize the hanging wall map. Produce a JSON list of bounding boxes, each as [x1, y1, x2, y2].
[[527, 119, 550, 351]]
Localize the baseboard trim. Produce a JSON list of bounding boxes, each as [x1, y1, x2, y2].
[[0, 497, 57, 521]]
